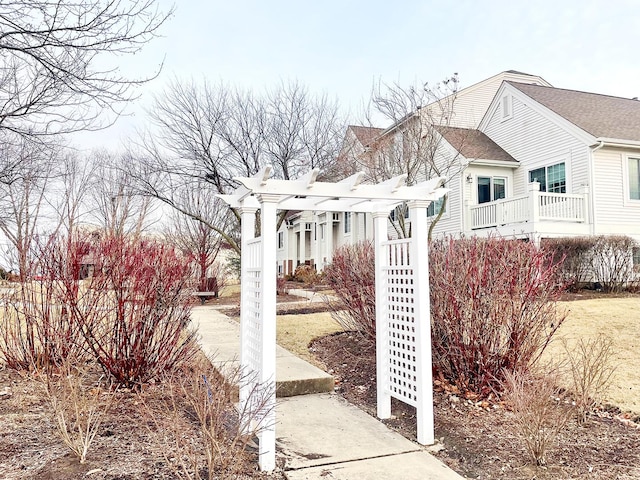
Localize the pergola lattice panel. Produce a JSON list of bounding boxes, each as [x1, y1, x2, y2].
[[383, 238, 418, 406], [243, 237, 263, 374]]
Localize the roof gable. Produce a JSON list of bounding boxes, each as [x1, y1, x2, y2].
[[508, 82, 640, 142]]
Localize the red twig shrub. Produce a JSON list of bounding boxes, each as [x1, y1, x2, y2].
[[429, 237, 566, 396], [323, 241, 375, 340], [0, 234, 199, 387], [77, 236, 199, 387], [0, 236, 89, 369]]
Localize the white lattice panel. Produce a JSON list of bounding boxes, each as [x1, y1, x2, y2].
[[382, 238, 418, 407], [243, 237, 262, 375]]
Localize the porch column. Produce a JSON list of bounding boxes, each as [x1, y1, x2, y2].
[[325, 218, 334, 267], [256, 194, 279, 472], [373, 210, 391, 419], [578, 184, 590, 224], [408, 200, 434, 445], [528, 181, 541, 225], [299, 228, 306, 267]]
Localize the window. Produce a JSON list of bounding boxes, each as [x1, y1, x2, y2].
[[633, 247, 640, 270], [529, 162, 566, 193], [477, 177, 506, 204], [277, 231, 284, 249], [501, 94, 512, 120], [629, 157, 640, 200], [344, 212, 352, 234], [427, 196, 446, 217]]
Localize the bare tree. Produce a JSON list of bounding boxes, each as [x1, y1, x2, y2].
[[0, 0, 172, 139], [0, 139, 59, 279], [164, 184, 233, 293], [49, 151, 98, 239], [128, 80, 344, 253], [354, 74, 467, 238], [90, 151, 155, 238]]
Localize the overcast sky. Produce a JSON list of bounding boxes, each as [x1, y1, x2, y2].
[[74, 0, 640, 150]]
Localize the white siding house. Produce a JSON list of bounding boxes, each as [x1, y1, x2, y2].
[[276, 72, 640, 274]]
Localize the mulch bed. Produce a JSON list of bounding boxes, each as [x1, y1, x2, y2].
[[310, 331, 640, 480]]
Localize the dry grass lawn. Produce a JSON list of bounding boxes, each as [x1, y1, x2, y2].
[[277, 297, 640, 415], [545, 297, 640, 414], [276, 312, 342, 366]]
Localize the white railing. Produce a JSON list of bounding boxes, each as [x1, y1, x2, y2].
[[470, 184, 587, 230], [471, 195, 529, 229], [538, 192, 585, 221]]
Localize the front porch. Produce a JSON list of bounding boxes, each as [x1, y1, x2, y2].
[[466, 182, 591, 238]]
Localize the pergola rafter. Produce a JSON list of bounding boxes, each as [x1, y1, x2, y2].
[[217, 166, 448, 472]]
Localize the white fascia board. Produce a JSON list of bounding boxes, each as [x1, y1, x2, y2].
[[469, 158, 520, 168], [478, 82, 597, 147]]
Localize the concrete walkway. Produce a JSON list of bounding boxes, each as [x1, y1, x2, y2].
[[191, 305, 464, 480]]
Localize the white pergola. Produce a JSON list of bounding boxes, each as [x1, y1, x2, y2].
[[218, 166, 448, 471]]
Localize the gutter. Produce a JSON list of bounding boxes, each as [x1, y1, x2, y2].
[[588, 141, 605, 235], [591, 137, 640, 149]]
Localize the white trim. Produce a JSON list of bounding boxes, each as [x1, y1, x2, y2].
[[500, 93, 513, 122], [469, 158, 519, 168], [623, 153, 640, 207], [594, 138, 640, 149]]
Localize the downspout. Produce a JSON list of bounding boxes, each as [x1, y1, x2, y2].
[[588, 141, 605, 235]]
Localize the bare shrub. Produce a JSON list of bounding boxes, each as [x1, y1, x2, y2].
[[323, 241, 375, 340], [542, 236, 595, 291], [430, 237, 566, 396], [562, 334, 616, 424], [42, 360, 117, 464], [590, 235, 638, 293], [293, 264, 320, 285], [146, 356, 273, 479], [276, 276, 288, 295], [503, 369, 574, 466]]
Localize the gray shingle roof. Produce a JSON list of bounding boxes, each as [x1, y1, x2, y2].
[[508, 82, 640, 141], [348, 125, 384, 146], [434, 126, 517, 163]]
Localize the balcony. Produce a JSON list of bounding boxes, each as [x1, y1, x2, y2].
[[468, 182, 590, 237]]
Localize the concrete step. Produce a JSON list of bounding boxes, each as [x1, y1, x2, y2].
[[191, 306, 333, 397]]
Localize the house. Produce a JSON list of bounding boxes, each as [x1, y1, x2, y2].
[[276, 71, 640, 275]]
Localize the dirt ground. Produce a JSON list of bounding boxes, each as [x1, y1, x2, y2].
[[311, 332, 640, 480], [0, 365, 286, 480]]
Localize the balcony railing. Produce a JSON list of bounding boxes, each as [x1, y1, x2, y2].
[[469, 182, 588, 230]]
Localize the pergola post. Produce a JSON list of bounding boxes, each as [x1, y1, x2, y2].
[[239, 205, 258, 411], [408, 200, 434, 445], [256, 193, 279, 472], [373, 210, 391, 419]]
